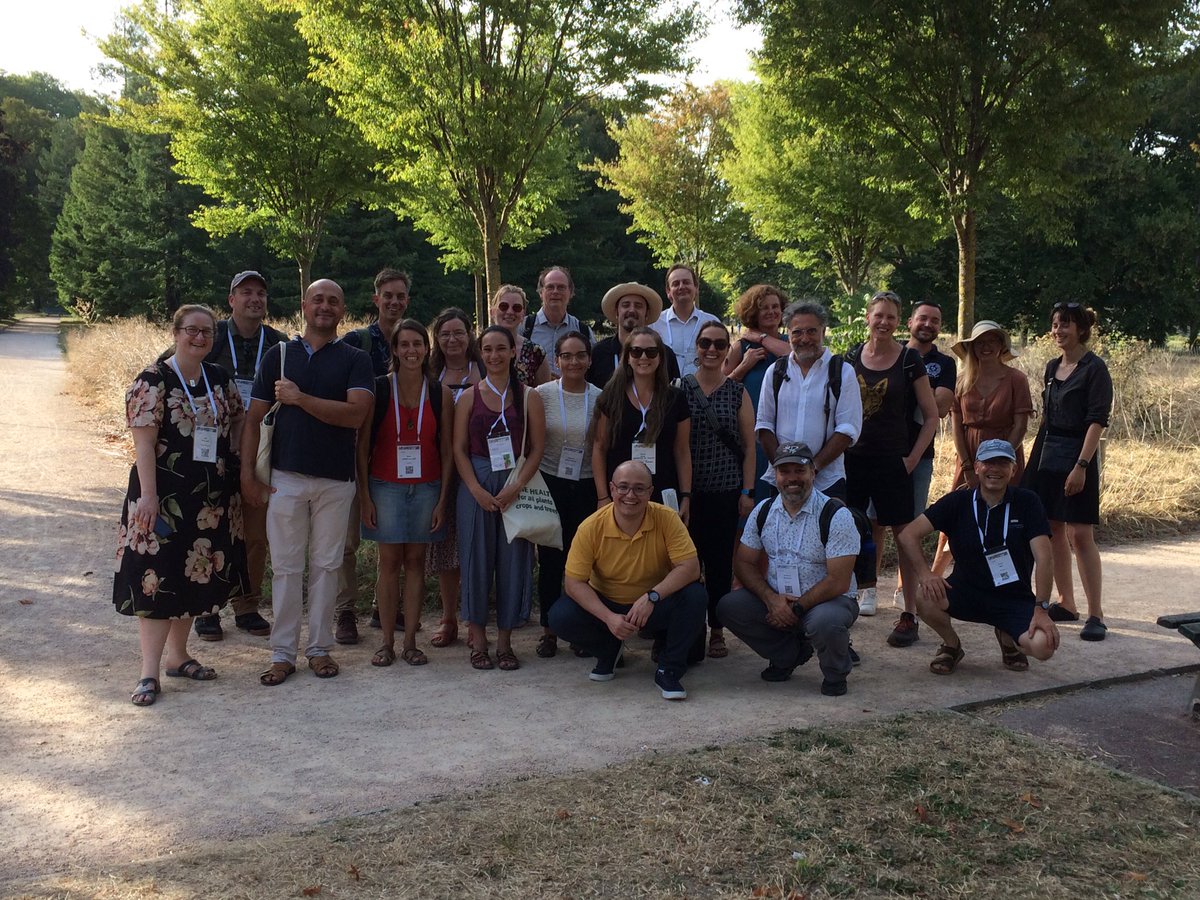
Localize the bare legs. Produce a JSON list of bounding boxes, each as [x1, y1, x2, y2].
[[139, 617, 195, 679], [377, 542, 430, 655], [1051, 520, 1103, 620]]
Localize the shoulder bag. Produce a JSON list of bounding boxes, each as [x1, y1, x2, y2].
[[501, 385, 563, 549], [254, 341, 286, 487]]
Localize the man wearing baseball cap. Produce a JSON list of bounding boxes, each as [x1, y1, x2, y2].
[[717, 442, 862, 696], [897, 439, 1060, 675], [586, 282, 680, 389]]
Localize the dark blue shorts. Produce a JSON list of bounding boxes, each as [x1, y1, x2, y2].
[[944, 585, 1036, 642]]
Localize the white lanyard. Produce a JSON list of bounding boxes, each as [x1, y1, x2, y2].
[[439, 366, 468, 402], [484, 376, 509, 434], [771, 503, 809, 561], [630, 382, 650, 438], [169, 358, 216, 424], [557, 380, 592, 445], [973, 490, 1010, 549], [392, 374, 427, 443], [227, 326, 265, 376]]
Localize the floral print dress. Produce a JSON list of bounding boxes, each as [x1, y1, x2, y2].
[[113, 361, 248, 618]]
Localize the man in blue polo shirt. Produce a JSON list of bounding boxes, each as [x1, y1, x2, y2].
[[897, 439, 1060, 675], [241, 278, 374, 685]]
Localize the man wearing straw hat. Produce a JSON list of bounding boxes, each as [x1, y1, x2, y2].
[[897, 439, 1059, 675], [587, 282, 681, 389]]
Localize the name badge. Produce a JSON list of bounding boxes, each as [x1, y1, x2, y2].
[[488, 434, 516, 472], [776, 564, 801, 597], [193, 425, 219, 463], [985, 547, 1019, 586], [397, 444, 422, 479], [234, 378, 253, 410], [557, 446, 585, 481], [631, 441, 656, 474]]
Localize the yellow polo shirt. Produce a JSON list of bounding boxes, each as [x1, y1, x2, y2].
[[565, 502, 697, 605]]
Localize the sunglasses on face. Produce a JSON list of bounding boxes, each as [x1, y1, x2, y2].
[[497, 301, 523, 313], [628, 346, 661, 359], [697, 337, 729, 351]]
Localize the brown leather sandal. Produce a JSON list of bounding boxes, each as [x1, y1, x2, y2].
[[259, 662, 296, 686], [496, 649, 520, 671], [470, 649, 494, 670], [996, 628, 1029, 671], [400, 647, 428, 666], [371, 646, 396, 667], [929, 643, 964, 675], [431, 620, 458, 648], [308, 655, 340, 678]]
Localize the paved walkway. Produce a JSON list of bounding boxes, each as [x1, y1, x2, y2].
[[1, 316, 1197, 886]]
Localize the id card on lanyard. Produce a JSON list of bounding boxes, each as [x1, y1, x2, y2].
[[485, 377, 516, 472], [228, 326, 265, 409], [630, 382, 656, 474], [556, 381, 589, 481], [771, 509, 808, 597], [393, 374, 426, 479], [975, 491, 1018, 586], [170, 358, 219, 464]]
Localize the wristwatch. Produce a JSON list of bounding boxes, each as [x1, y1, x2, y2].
[[647, 590, 661, 604], [1075, 458, 1089, 469], [740, 488, 753, 497], [1036, 600, 1051, 611]]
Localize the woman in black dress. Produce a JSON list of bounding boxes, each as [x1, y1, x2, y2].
[[114, 305, 248, 705]]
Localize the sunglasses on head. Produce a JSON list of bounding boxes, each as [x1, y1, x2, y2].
[[697, 337, 729, 351], [628, 346, 661, 359], [497, 301, 523, 313], [1053, 302, 1082, 311]]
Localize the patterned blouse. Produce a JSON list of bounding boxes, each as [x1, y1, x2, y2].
[[683, 376, 745, 493]]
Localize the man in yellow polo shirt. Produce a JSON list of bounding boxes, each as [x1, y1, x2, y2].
[[551, 460, 707, 700]]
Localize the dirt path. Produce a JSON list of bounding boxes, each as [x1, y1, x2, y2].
[[2, 316, 1198, 888]]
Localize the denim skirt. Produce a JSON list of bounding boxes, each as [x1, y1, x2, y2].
[[361, 478, 446, 544]]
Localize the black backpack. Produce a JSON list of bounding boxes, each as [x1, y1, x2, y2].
[[770, 353, 844, 438], [755, 496, 877, 590]]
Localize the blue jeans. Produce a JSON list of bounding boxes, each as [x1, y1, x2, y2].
[[549, 582, 707, 674]]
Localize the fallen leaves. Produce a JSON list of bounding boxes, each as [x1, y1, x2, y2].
[[1020, 791, 1042, 809], [301, 887, 322, 896], [1000, 818, 1026, 834], [913, 803, 931, 824], [19, 598, 33, 605], [347, 864, 360, 882], [554, 808, 571, 820]]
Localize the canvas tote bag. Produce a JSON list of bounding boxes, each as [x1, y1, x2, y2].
[[501, 385, 563, 549]]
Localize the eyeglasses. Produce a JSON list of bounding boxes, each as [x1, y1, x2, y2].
[[497, 301, 524, 313], [790, 327, 821, 338], [697, 338, 729, 351], [612, 483, 652, 496], [438, 328, 468, 340], [179, 326, 214, 338], [628, 346, 660, 359], [557, 351, 590, 362], [1053, 302, 1082, 311]]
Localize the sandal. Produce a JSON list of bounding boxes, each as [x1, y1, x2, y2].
[[470, 649, 494, 670], [431, 620, 458, 648], [308, 655, 340, 678], [707, 631, 728, 659], [496, 649, 520, 671], [996, 627, 1029, 671], [131, 677, 160, 706], [165, 658, 217, 681], [400, 647, 428, 666], [536, 634, 558, 658], [371, 646, 396, 667], [259, 662, 296, 686], [929, 643, 965, 675]]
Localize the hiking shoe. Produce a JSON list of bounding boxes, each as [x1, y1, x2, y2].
[[857, 587, 877, 616], [1080, 616, 1107, 641], [887, 612, 920, 647], [193, 614, 223, 642], [760, 663, 796, 682], [234, 612, 271, 636], [335, 610, 359, 645], [849, 644, 861, 667], [821, 678, 848, 697], [590, 645, 623, 682], [655, 668, 687, 700]]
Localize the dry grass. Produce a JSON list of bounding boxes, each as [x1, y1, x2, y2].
[[12, 712, 1200, 899]]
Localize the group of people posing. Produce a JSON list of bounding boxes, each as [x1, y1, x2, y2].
[[113, 263, 1114, 706]]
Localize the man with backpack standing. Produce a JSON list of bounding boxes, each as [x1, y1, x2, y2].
[[336, 268, 411, 644], [525, 266, 594, 377], [718, 443, 862, 696], [754, 300, 862, 501]]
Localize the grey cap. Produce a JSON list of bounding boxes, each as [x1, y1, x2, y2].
[[976, 439, 1017, 463], [773, 442, 815, 467], [230, 270, 267, 292]]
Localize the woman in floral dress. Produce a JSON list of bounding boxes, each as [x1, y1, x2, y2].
[[114, 304, 248, 706]]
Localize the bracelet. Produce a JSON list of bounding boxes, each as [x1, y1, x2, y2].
[[679, 491, 691, 499], [598, 495, 609, 500]]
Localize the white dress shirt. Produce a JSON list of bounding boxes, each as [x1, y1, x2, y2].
[[649, 304, 721, 378]]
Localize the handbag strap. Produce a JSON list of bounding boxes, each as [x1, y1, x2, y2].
[[683, 375, 742, 460]]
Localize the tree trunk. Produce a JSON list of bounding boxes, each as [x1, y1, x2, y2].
[[953, 207, 976, 337], [480, 209, 502, 328], [473, 274, 484, 328], [297, 256, 311, 304]]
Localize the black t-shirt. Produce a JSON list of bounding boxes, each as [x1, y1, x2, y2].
[[907, 345, 957, 460], [602, 386, 690, 500], [924, 486, 1051, 601], [847, 343, 925, 457], [586, 335, 681, 390], [251, 338, 375, 481]]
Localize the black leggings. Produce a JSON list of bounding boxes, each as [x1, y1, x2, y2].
[[688, 489, 740, 629], [537, 471, 597, 628]]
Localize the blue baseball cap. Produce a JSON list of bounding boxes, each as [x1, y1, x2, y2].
[[976, 439, 1017, 463]]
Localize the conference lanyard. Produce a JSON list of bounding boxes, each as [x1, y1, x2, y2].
[[227, 326, 265, 377], [771, 503, 809, 597], [557, 381, 591, 480], [392, 374, 426, 441], [973, 490, 1010, 550], [974, 490, 1018, 586], [630, 382, 650, 439], [392, 375, 426, 479], [169, 358, 219, 463], [484, 376, 509, 434]]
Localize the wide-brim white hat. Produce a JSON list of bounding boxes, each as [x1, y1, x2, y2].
[[600, 282, 663, 326]]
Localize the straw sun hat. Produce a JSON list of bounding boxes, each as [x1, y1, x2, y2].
[[951, 320, 1018, 362]]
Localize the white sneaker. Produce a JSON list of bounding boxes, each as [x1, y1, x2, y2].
[[857, 587, 877, 616]]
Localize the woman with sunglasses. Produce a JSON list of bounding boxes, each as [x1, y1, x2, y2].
[[532, 331, 601, 657], [725, 285, 789, 500], [454, 325, 546, 670], [114, 305, 247, 705], [491, 285, 550, 387], [423, 307, 484, 649], [1023, 303, 1112, 641], [684, 322, 756, 658], [357, 319, 453, 668], [592, 327, 692, 523]]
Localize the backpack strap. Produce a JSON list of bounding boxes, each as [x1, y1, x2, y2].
[[754, 497, 772, 535], [770, 356, 790, 405], [818, 496, 845, 546], [353, 326, 373, 358], [523, 314, 536, 341]]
